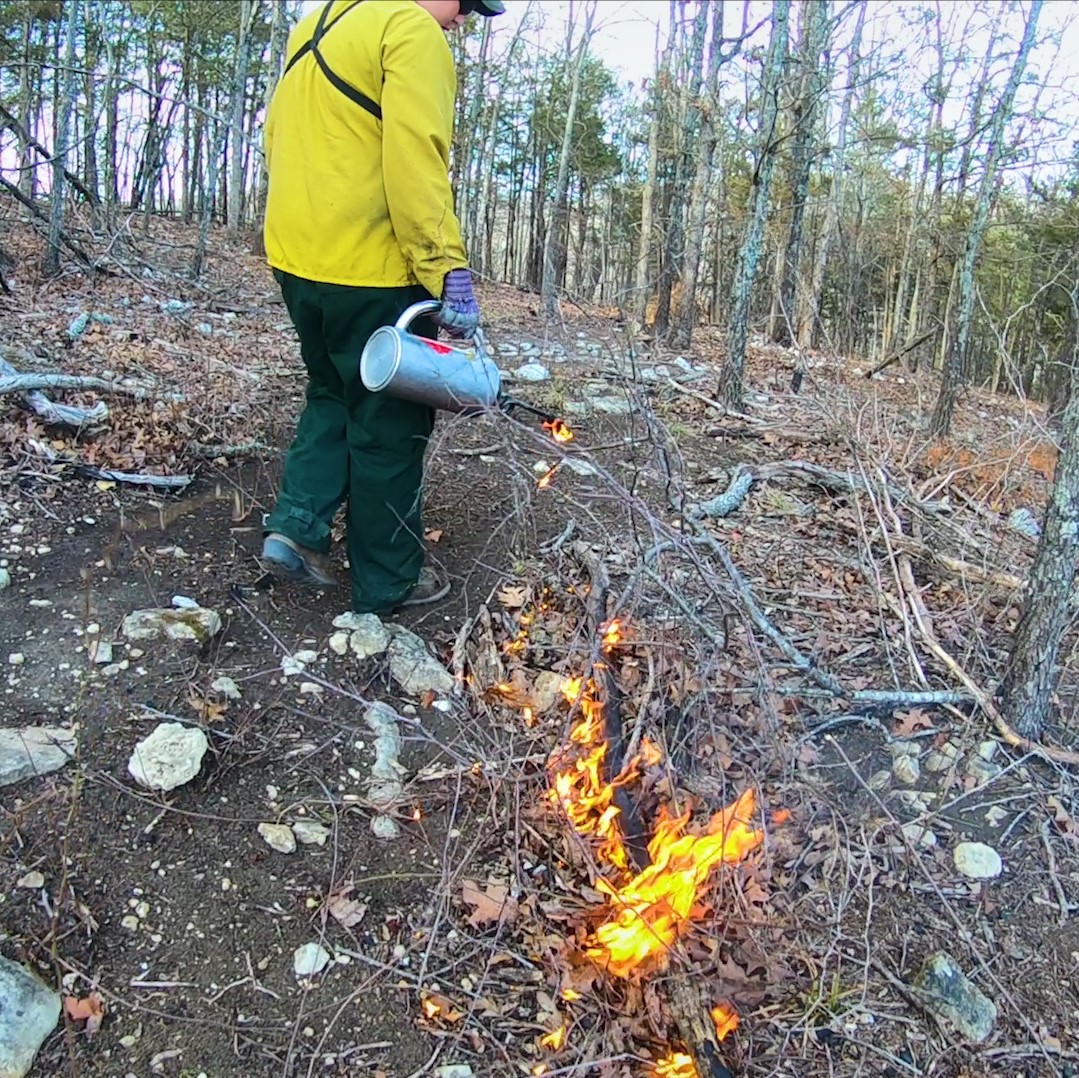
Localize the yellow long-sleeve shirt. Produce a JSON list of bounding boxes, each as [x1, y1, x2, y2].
[[264, 0, 468, 297]]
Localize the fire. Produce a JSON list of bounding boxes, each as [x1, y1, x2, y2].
[[539, 1024, 567, 1050], [653, 1052, 698, 1077], [543, 418, 574, 444], [601, 619, 623, 651], [421, 996, 441, 1020], [711, 1002, 739, 1041], [537, 464, 559, 489], [587, 790, 763, 977]]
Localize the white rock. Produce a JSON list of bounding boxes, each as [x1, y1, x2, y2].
[[387, 627, 454, 695], [924, 751, 952, 773], [293, 942, 332, 978], [258, 823, 296, 854], [365, 702, 404, 809], [953, 841, 1002, 880], [0, 955, 60, 1078], [281, 655, 305, 676], [514, 362, 551, 382], [294, 649, 319, 664], [901, 822, 937, 849], [435, 1066, 476, 1078], [0, 726, 77, 788], [127, 723, 209, 791], [371, 815, 401, 840], [328, 631, 350, 656], [8, 653, 24, 665], [171, 594, 199, 610], [292, 820, 330, 846], [122, 607, 221, 643], [299, 681, 322, 695], [562, 459, 598, 477], [210, 676, 241, 700], [15, 871, 45, 889], [0, 567, 9, 590], [332, 611, 369, 630], [976, 740, 999, 763]]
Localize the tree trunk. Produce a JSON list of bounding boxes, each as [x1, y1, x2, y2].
[[930, 0, 1042, 436], [228, 0, 257, 234], [633, 72, 663, 326], [773, 0, 829, 347], [718, 0, 791, 409], [999, 287, 1079, 739], [44, 0, 80, 277], [250, 0, 290, 252], [803, 0, 863, 348], [542, 0, 597, 320]]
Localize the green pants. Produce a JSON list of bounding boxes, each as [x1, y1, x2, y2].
[[266, 270, 436, 613]]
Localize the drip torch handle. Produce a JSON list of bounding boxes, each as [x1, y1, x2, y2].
[[394, 300, 490, 360]]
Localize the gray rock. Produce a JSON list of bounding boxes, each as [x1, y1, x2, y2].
[[915, 951, 997, 1043], [159, 298, 193, 316], [327, 630, 350, 656], [0, 567, 10, 591], [964, 756, 1001, 786], [258, 822, 296, 854], [892, 754, 921, 785], [122, 606, 221, 644], [976, 740, 999, 762], [562, 458, 598, 477], [901, 822, 937, 849], [0, 727, 77, 788], [127, 722, 209, 791], [0, 956, 60, 1077], [924, 751, 953, 773], [292, 820, 330, 846], [1007, 507, 1041, 539], [953, 841, 1002, 880], [387, 628, 454, 695], [371, 814, 401, 840], [349, 616, 391, 660], [514, 363, 550, 382]]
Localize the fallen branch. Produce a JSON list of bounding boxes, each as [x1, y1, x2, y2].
[[74, 466, 193, 490], [0, 356, 108, 427], [0, 176, 97, 269], [0, 372, 179, 402], [569, 540, 650, 872], [863, 327, 937, 378], [667, 971, 734, 1078], [189, 440, 273, 459]]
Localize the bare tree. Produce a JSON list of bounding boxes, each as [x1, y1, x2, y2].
[[227, 0, 259, 234], [44, 0, 80, 277], [718, 0, 791, 409], [930, 0, 1043, 436], [999, 282, 1079, 739], [542, 0, 597, 320]]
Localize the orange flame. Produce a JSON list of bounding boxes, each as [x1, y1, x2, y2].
[[543, 418, 575, 444], [539, 1024, 567, 1050], [601, 619, 623, 651], [421, 997, 441, 1020], [586, 789, 763, 976], [653, 1052, 699, 1077], [537, 464, 559, 489], [711, 1002, 739, 1041]]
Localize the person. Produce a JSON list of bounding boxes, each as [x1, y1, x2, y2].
[[259, 0, 505, 613]]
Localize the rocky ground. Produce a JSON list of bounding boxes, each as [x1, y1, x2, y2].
[[1, 218, 1078, 1078]]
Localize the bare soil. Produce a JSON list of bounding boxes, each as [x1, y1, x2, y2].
[[1, 219, 1077, 1078]]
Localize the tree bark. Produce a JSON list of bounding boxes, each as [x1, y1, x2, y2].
[[930, 0, 1042, 436], [542, 0, 597, 319], [1000, 288, 1079, 739], [718, 0, 791, 409], [44, 0, 80, 278], [227, 0, 257, 234]]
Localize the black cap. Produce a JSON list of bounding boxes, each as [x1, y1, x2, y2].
[[463, 0, 506, 15]]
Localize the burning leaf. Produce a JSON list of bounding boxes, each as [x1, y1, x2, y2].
[[497, 584, 529, 609], [542, 418, 575, 444], [461, 878, 518, 928], [327, 887, 368, 929], [537, 463, 560, 489], [652, 1052, 698, 1077], [711, 1002, 739, 1041], [539, 1023, 567, 1050], [64, 993, 105, 1036], [420, 991, 463, 1023]]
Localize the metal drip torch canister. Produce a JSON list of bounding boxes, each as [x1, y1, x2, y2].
[[360, 300, 501, 416]]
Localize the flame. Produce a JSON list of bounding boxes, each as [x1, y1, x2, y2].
[[421, 997, 441, 1020], [711, 1002, 739, 1041], [601, 619, 623, 651], [560, 987, 582, 1002], [537, 464, 559, 489], [653, 1053, 698, 1077], [587, 789, 763, 976], [539, 1024, 567, 1050], [543, 418, 575, 444]]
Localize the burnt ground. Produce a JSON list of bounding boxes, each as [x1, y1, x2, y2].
[[1, 218, 1078, 1078]]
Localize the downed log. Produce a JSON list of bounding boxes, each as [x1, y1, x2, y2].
[[0, 356, 108, 427], [569, 540, 650, 872], [863, 327, 937, 378], [667, 971, 734, 1078], [0, 371, 179, 402]]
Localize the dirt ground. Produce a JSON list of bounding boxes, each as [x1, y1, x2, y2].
[[1, 219, 1078, 1078]]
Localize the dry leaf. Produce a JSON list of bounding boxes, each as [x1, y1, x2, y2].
[[420, 991, 463, 1023], [424, 528, 443, 543], [327, 888, 368, 928], [461, 878, 518, 928], [1047, 795, 1077, 838], [497, 584, 528, 609], [64, 993, 105, 1036], [893, 709, 934, 736], [187, 689, 227, 722]]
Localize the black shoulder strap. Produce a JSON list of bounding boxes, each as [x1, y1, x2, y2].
[[283, 1, 382, 122]]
